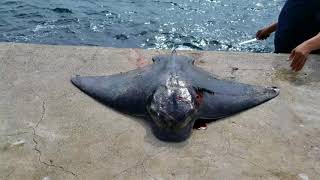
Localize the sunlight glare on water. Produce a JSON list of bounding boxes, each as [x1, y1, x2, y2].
[[0, 0, 285, 52]]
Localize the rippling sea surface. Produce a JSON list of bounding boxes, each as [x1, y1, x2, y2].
[[0, 0, 284, 52]]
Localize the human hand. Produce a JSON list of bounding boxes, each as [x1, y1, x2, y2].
[[288, 43, 311, 72], [256, 28, 271, 40]]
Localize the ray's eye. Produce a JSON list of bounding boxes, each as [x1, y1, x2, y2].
[[195, 93, 203, 107], [196, 93, 203, 101]]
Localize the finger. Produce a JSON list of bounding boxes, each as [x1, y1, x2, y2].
[[291, 59, 298, 71], [296, 58, 307, 71], [256, 31, 260, 37], [288, 50, 295, 61], [256, 31, 261, 39], [290, 54, 302, 70], [292, 55, 304, 71], [257, 31, 268, 40], [290, 53, 298, 67], [291, 52, 303, 67]]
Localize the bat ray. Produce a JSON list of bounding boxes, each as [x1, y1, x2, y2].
[[71, 52, 279, 142]]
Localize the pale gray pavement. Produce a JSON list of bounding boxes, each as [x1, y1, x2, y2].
[[0, 43, 319, 180]]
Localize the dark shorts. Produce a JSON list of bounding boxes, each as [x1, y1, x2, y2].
[[312, 49, 320, 54], [274, 0, 320, 54]]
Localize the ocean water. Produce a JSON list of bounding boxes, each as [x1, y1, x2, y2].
[[0, 0, 284, 52]]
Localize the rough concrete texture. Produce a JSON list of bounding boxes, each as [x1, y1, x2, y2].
[[0, 42, 319, 180]]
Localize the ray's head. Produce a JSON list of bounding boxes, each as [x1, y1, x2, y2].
[[147, 79, 207, 142]]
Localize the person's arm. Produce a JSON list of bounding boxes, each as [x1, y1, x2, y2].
[[256, 22, 278, 40], [289, 32, 320, 71]]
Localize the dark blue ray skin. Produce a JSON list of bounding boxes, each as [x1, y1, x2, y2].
[[71, 54, 279, 142]]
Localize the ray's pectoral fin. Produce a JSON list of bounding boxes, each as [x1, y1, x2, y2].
[[195, 79, 280, 121], [71, 72, 150, 116]]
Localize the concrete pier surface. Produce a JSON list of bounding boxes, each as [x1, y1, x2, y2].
[[0, 43, 319, 180]]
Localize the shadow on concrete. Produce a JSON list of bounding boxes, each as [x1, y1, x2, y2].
[[272, 55, 320, 86]]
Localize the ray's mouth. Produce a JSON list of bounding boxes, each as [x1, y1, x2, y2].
[[150, 120, 195, 142], [150, 117, 209, 142], [192, 119, 208, 130], [147, 104, 197, 142]]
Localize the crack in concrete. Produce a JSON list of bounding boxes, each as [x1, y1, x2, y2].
[[228, 152, 271, 172], [112, 156, 153, 179], [112, 162, 141, 178], [35, 101, 46, 129], [2, 131, 29, 137], [31, 100, 78, 178], [4, 168, 15, 180], [141, 161, 156, 180], [112, 149, 166, 179], [32, 138, 78, 177], [110, 128, 158, 180]]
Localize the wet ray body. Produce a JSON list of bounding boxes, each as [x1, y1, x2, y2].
[[71, 54, 279, 142]]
